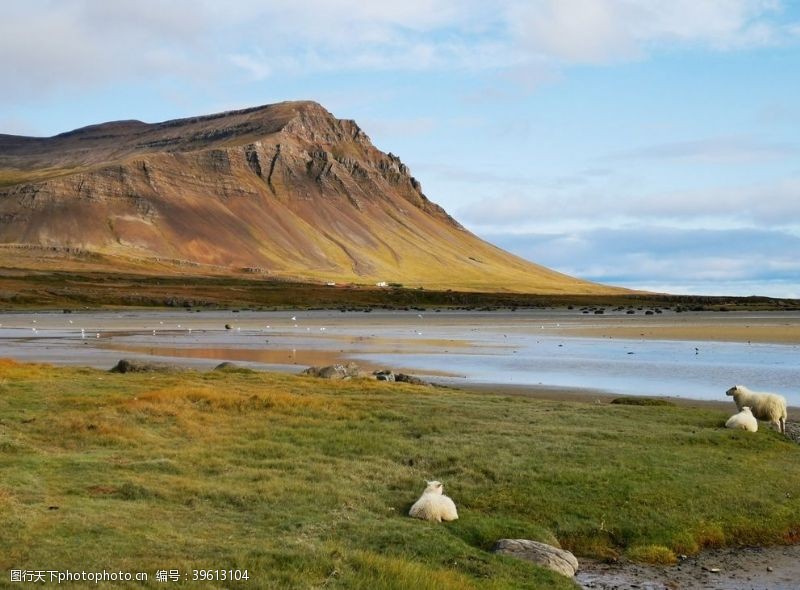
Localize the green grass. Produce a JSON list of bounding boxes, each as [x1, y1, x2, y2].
[[611, 397, 676, 407], [1, 360, 799, 588]]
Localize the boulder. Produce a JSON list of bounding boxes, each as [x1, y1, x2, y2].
[[373, 370, 396, 382], [395, 373, 429, 386], [492, 539, 579, 577], [109, 359, 179, 373], [302, 362, 362, 380]]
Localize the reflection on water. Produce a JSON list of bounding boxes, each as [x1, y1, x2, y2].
[[355, 337, 799, 403], [0, 309, 798, 405]]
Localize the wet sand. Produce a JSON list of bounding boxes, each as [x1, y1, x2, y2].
[[554, 313, 800, 344], [577, 545, 800, 590]]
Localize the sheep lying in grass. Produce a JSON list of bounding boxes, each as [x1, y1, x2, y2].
[[726, 385, 787, 434], [725, 406, 758, 432], [409, 481, 458, 523]]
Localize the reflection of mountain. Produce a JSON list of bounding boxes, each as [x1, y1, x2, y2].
[[0, 101, 623, 293]]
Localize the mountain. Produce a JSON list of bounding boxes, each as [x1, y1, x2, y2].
[[0, 101, 623, 293]]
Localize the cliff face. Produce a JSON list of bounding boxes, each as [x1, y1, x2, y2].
[[0, 101, 621, 293]]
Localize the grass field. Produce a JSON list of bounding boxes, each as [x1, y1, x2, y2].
[[0, 267, 798, 311], [1, 360, 799, 589]]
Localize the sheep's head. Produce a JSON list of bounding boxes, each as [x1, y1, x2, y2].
[[726, 385, 743, 397], [424, 480, 444, 495]]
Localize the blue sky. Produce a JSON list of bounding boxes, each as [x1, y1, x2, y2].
[[2, 0, 799, 296]]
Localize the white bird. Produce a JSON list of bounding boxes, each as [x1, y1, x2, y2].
[[291, 316, 297, 321]]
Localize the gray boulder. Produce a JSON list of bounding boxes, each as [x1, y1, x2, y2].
[[492, 539, 579, 577], [109, 359, 180, 374], [373, 370, 396, 382], [302, 362, 362, 380], [395, 373, 429, 386]]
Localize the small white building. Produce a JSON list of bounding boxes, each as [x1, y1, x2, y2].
[[376, 281, 388, 287]]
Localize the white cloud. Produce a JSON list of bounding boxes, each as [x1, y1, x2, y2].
[[458, 176, 800, 231], [504, 0, 792, 64], [613, 136, 798, 164], [228, 53, 272, 81], [2, 0, 795, 103], [483, 226, 800, 296]]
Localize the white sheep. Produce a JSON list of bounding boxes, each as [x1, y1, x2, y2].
[[725, 406, 758, 432], [726, 385, 787, 434], [408, 480, 458, 523]]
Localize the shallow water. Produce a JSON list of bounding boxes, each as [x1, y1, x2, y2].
[[1, 309, 798, 405]]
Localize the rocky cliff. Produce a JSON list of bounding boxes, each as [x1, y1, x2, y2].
[[0, 101, 621, 293]]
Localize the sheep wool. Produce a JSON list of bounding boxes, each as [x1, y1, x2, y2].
[[725, 406, 758, 432], [409, 480, 458, 523], [726, 385, 787, 434]]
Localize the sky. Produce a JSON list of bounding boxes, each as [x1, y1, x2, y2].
[[2, 0, 799, 297]]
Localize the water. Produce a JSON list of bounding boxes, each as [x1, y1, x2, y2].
[[1, 309, 798, 405]]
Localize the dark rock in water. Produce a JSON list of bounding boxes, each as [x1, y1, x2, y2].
[[374, 370, 396, 382], [492, 539, 579, 577], [303, 362, 363, 380], [109, 359, 179, 373]]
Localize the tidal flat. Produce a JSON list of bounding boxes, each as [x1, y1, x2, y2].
[[0, 309, 798, 405]]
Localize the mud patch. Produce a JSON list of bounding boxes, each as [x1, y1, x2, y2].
[[577, 545, 800, 590]]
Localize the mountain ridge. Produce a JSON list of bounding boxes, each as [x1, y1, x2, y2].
[[0, 101, 626, 294]]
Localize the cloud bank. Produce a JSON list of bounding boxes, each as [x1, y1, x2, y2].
[[2, 0, 795, 102]]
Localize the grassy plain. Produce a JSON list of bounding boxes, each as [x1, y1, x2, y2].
[[0, 268, 797, 311], [1, 360, 799, 589]]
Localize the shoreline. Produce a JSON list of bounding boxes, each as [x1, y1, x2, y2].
[[447, 380, 800, 414]]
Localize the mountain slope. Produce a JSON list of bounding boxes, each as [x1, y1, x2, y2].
[[0, 101, 624, 293]]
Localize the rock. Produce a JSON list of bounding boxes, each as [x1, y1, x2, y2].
[[109, 359, 179, 373], [395, 373, 429, 386], [492, 539, 579, 578], [212, 362, 255, 373], [302, 362, 362, 380], [214, 361, 238, 370], [373, 370, 395, 382]]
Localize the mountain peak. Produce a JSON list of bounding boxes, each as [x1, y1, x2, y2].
[[0, 101, 624, 294]]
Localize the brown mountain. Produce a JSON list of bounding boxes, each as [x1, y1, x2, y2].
[[0, 101, 623, 293]]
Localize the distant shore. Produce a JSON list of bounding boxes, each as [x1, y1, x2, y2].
[[0, 268, 798, 311]]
